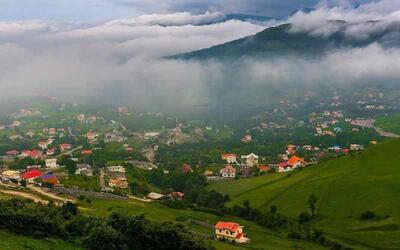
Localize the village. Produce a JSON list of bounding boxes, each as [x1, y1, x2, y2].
[[0, 92, 396, 246]]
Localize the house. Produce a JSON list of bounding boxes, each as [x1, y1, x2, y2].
[[75, 164, 93, 176], [276, 162, 293, 172], [287, 156, 307, 169], [41, 173, 58, 185], [38, 141, 48, 150], [117, 106, 128, 114], [46, 148, 55, 156], [45, 158, 59, 168], [181, 163, 193, 173], [204, 170, 214, 176], [81, 150, 93, 156], [26, 150, 43, 159], [1, 170, 21, 181], [108, 177, 129, 189], [214, 221, 249, 243], [77, 114, 85, 122], [6, 150, 19, 156], [350, 144, 364, 151], [241, 134, 252, 143], [241, 153, 259, 167], [86, 131, 98, 140], [21, 169, 43, 181], [147, 192, 165, 200], [221, 153, 237, 164], [107, 165, 125, 173], [258, 165, 269, 173], [60, 143, 72, 152], [48, 128, 57, 135], [220, 165, 237, 178], [169, 192, 184, 200], [144, 132, 161, 140]]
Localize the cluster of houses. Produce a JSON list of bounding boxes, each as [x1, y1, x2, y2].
[[1, 168, 59, 186]]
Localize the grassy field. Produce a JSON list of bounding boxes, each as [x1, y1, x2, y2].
[[375, 114, 400, 134], [60, 175, 100, 191], [77, 198, 326, 250], [209, 139, 400, 250], [0, 230, 82, 250]]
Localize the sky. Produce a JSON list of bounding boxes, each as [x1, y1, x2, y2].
[[1, 0, 400, 116], [0, 0, 372, 21]]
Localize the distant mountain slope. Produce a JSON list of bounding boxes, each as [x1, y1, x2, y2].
[[210, 139, 400, 249], [175, 22, 400, 60]]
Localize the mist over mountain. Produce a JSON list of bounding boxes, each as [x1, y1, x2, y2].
[[1, 1, 400, 119], [176, 21, 400, 60]]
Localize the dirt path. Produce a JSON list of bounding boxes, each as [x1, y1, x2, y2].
[[128, 195, 152, 203], [373, 126, 400, 138], [0, 189, 49, 205], [28, 186, 76, 203]]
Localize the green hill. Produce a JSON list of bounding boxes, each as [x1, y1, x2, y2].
[[210, 139, 400, 249], [175, 22, 400, 60], [0, 230, 82, 250], [375, 113, 400, 135]]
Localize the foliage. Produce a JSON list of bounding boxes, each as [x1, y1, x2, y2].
[[0, 199, 213, 250]]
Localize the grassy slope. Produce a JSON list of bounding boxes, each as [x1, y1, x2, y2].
[[0, 230, 82, 250], [77, 198, 326, 250], [209, 139, 400, 250], [375, 114, 400, 134], [0, 191, 325, 250]]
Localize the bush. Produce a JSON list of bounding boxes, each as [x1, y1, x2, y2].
[[360, 211, 376, 220]]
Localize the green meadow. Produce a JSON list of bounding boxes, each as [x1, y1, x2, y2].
[[210, 139, 400, 249], [0, 230, 82, 250], [77, 197, 326, 250], [375, 113, 400, 134]]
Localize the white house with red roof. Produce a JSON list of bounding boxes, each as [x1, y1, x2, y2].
[[220, 165, 237, 178], [86, 131, 99, 140], [221, 153, 237, 164], [215, 221, 248, 243], [277, 156, 307, 172]]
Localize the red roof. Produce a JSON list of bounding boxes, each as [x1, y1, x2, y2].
[[235, 233, 243, 239], [215, 221, 241, 232], [278, 162, 290, 168], [81, 150, 93, 155], [221, 153, 236, 159], [6, 150, 19, 155], [220, 165, 237, 173], [60, 143, 72, 151], [259, 165, 269, 171], [21, 169, 42, 179], [29, 150, 43, 159], [287, 156, 306, 166]]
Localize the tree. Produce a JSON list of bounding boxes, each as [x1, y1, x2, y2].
[[308, 194, 318, 217]]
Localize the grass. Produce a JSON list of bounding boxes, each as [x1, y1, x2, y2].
[[375, 113, 400, 134], [210, 139, 400, 250], [77, 198, 326, 250], [0, 230, 82, 250], [60, 175, 100, 191]]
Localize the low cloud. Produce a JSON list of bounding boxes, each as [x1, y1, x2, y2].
[[1, 3, 400, 117]]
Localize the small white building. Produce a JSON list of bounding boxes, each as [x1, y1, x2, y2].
[[221, 154, 237, 164], [45, 158, 59, 168], [107, 165, 125, 173], [241, 153, 259, 167], [220, 165, 237, 178], [75, 164, 93, 176]]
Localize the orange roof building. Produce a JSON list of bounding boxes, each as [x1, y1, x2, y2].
[[215, 221, 248, 243]]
